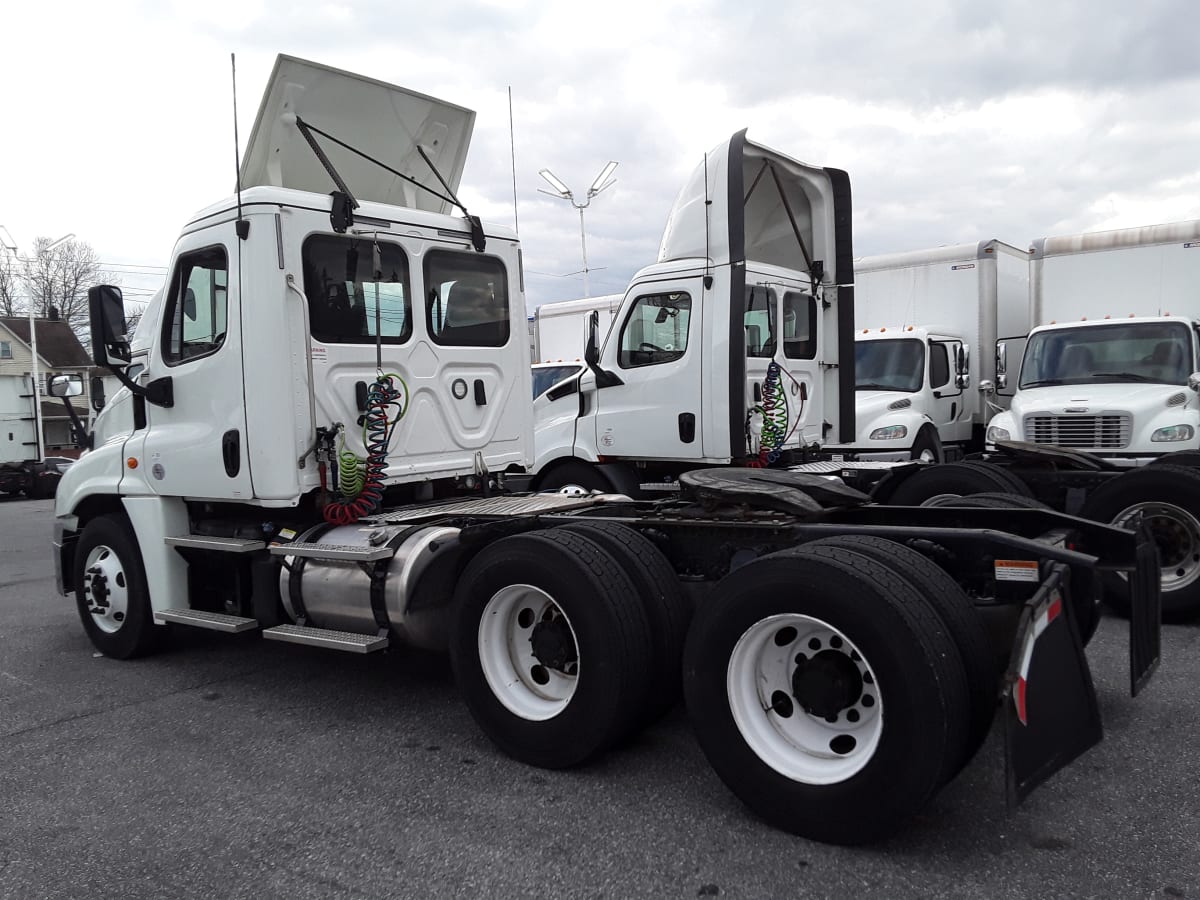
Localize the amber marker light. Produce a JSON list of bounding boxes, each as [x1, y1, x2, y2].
[[127, 458, 139, 469]]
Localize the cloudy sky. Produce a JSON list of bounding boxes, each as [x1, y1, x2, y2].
[[3, 0, 1198, 312]]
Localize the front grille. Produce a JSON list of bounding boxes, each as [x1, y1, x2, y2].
[[1023, 414, 1131, 449]]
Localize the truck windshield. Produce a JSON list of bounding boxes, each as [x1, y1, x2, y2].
[[855, 339, 924, 392], [1020, 321, 1193, 388]]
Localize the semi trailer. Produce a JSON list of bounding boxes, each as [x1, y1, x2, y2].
[[52, 55, 1159, 845]]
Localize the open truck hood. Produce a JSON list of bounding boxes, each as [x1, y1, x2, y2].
[[239, 55, 475, 214]]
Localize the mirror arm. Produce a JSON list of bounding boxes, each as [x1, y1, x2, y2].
[[56, 396, 93, 451], [104, 364, 174, 409]]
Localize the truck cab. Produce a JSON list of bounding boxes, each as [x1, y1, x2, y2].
[[835, 326, 970, 461], [55, 55, 530, 605], [987, 315, 1200, 464], [531, 131, 855, 493]]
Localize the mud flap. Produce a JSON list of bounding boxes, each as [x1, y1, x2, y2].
[[1004, 564, 1102, 806], [1128, 527, 1162, 697]]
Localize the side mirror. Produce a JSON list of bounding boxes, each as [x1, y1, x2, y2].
[[88, 285, 131, 368], [1189, 372, 1200, 392], [955, 373, 970, 390], [995, 341, 1008, 390], [584, 309, 600, 367], [978, 379, 995, 394], [956, 344, 969, 375], [48, 374, 84, 398], [90, 375, 107, 411]]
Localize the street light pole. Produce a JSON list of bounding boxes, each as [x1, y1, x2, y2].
[[0, 229, 75, 461], [538, 161, 618, 298]]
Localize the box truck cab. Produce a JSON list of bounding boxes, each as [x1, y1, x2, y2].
[[531, 130, 855, 493], [829, 240, 1029, 462], [987, 221, 1200, 465], [847, 325, 971, 461]]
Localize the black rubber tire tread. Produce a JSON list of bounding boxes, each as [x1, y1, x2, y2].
[[802, 534, 997, 775], [534, 461, 613, 493], [963, 462, 1035, 498], [683, 546, 970, 845], [556, 521, 692, 726], [449, 529, 654, 768], [1081, 464, 1200, 620], [888, 461, 1031, 506], [928, 492, 1050, 510], [74, 514, 161, 659], [1148, 450, 1200, 470], [910, 426, 944, 463]]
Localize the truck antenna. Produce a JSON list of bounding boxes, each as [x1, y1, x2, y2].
[[231, 53, 249, 240], [703, 152, 713, 289], [508, 86, 519, 235]]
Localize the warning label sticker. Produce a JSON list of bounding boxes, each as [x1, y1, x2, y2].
[[995, 559, 1039, 582]]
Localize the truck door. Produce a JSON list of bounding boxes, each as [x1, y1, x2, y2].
[[590, 278, 704, 460], [134, 225, 254, 500], [928, 339, 964, 434], [744, 283, 824, 454]]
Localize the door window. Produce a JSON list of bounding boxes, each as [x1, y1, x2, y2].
[[930, 342, 951, 389], [781, 292, 817, 360], [618, 292, 691, 368], [425, 251, 510, 347], [744, 286, 775, 358], [162, 246, 228, 365], [302, 236, 412, 344]]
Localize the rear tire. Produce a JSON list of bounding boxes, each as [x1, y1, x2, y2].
[[74, 515, 161, 659], [449, 530, 653, 768], [683, 547, 970, 845], [888, 461, 1033, 506], [803, 534, 997, 774], [1081, 465, 1200, 620], [556, 521, 691, 726]]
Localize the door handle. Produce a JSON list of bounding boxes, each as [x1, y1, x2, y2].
[[474, 379, 487, 406], [678, 413, 696, 444], [222, 429, 241, 478]]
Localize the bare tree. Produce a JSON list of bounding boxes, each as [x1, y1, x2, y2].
[[0, 252, 18, 316], [13, 237, 120, 335]]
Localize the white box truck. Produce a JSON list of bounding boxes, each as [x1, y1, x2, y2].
[[50, 57, 1158, 845], [834, 240, 1029, 462], [881, 221, 1200, 617], [0, 374, 64, 498]]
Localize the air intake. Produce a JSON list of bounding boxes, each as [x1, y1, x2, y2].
[[1167, 392, 1187, 407], [887, 398, 912, 411]]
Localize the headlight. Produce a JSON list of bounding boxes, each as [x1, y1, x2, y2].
[[986, 425, 1011, 443], [1151, 425, 1195, 442], [869, 425, 907, 441]]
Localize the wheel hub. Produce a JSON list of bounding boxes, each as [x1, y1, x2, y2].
[[530, 618, 577, 671], [792, 649, 863, 718], [87, 567, 110, 611]]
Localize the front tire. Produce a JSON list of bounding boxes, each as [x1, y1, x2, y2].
[[74, 515, 161, 659]]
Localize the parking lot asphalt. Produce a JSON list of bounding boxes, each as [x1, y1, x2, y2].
[[1, 496, 1198, 899]]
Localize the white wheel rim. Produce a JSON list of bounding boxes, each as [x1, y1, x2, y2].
[[727, 614, 883, 784], [1114, 501, 1200, 592], [82, 544, 130, 634], [478, 584, 579, 721]]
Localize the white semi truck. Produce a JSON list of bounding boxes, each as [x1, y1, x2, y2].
[[838, 240, 1030, 462], [51, 56, 1160, 846]]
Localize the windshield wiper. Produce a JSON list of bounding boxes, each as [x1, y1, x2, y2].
[[1092, 372, 1164, 383], [1021, 379, 1066, 387], [856, 383, 907, 391]]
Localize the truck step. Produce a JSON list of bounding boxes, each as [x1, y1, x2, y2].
[[268, 541, 395, 561], [155, 608, 259, 632], [261, 624, 389, 653], [165, 534, 267, 553]]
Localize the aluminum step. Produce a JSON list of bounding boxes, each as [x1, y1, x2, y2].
[[268, 541, 396, 561], [166, 534, 266, 553], [261, 624, 389, 653], [155, 608, 259, 633]]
